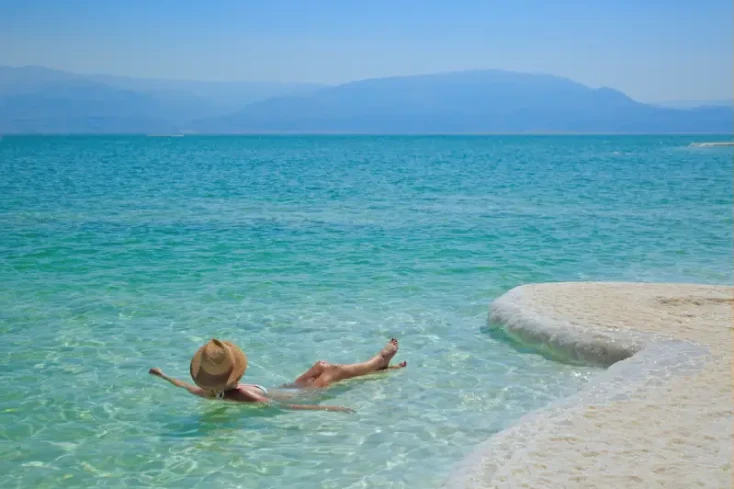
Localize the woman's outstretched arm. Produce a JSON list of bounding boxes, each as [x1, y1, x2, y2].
[[149, 367, 209, 398]]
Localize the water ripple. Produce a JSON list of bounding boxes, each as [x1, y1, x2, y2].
[[0, 135, 730, 488]]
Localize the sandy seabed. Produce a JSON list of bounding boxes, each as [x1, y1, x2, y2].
[[445, 282, 732, 489]]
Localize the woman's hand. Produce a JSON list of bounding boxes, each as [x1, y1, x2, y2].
[[148, 367, 163, 377]]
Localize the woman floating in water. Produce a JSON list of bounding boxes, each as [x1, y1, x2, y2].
[[149, 338, 406, 413]]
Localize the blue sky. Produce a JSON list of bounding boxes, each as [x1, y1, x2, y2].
[[1, 0, 731, 102]]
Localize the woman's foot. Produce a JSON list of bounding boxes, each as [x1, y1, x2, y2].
[[386, 361, 407, 370], [377, 338, 402, 369]]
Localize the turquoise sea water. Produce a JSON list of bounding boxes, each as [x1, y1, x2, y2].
[[1, 136, 731, 489]]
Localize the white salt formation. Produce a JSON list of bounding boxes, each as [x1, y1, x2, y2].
[[446, 282, 732, 489]]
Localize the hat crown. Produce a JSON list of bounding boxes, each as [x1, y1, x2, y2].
[[200, 339, 232, 375]]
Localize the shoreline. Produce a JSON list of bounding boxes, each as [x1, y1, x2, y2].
[[445, 282, 732, 489]]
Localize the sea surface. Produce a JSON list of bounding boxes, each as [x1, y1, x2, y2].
[[1, 135, 731, 489]]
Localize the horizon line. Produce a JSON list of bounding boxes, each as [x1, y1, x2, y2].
[[2, 132, 732, 137]]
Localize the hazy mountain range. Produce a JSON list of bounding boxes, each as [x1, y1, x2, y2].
[[0, 66, 323, 133], [0, 66, 731, 134]]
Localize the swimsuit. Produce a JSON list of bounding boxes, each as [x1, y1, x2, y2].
[[244, 384, 268, 396], [215, 383, 268, 400]]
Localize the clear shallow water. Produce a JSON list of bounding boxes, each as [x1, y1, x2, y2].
[[0, 135, 731, 489]]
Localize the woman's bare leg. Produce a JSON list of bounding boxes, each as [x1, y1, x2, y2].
[[291, 360, 329, 386], [310, 339, 405, 387]]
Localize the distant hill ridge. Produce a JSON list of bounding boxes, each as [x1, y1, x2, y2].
[[0, 66, 324, 133], [0, 66, 731, 134]]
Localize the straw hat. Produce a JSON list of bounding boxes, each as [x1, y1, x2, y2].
[[190, 339, 247, 392]]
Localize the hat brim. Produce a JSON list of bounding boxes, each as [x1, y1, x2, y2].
[[190, 341, 247, 391]]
